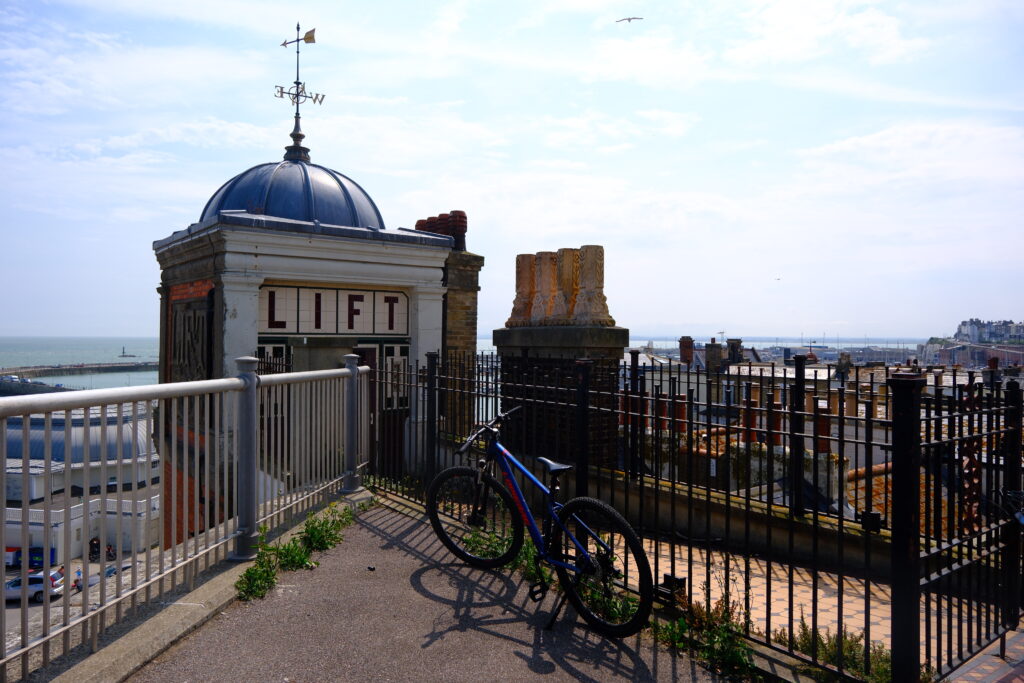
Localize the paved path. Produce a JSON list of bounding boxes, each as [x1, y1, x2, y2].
[[129, 504, 716, 683]]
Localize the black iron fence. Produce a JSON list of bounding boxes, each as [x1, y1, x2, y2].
[[367, 352, 1022, 680]]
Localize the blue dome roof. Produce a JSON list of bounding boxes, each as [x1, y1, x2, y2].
[[200, 160, 386, 229]]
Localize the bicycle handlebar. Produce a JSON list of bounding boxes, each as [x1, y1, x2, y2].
[[456, 406, 521, 455]]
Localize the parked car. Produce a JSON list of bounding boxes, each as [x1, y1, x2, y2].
[[4, 572, 63, 603]]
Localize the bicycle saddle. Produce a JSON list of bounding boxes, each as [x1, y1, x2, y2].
[[537, 457, 573, 474]]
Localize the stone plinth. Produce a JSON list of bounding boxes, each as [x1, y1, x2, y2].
[[493, 325, 628, 469], [493, 325, 628, 357]]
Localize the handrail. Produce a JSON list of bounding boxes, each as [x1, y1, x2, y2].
[[259, 366, 353, 387], [0, 378, 245, 418]]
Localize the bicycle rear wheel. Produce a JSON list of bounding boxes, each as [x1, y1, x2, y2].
[[426, 466, 524, 569], [552, 497, 654, 638]]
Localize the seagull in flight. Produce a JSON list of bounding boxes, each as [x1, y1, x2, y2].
[[616, 17, 643, 22]]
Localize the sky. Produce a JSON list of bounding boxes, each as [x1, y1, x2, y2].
[[1, 0, 1021, 341]]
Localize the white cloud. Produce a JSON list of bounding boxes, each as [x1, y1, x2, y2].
[[838, 6, 930, 64], [536, 111, 642, 150], [103, 119, 277, 151], [774, 71, 1024, 111], [0, 37, 268, 114], [636, 110, 700, 137], [797, 121, 1024, 189], [304, 110, 509, 174], [47, 0, 310, 36], [580, 30, 710, 88], [726, 0, 928, 65]]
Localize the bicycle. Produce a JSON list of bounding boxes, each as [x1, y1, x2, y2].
[[426, 406, 654, 638]]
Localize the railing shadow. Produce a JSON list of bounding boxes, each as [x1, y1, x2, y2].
[[356, 503, 713, 682]]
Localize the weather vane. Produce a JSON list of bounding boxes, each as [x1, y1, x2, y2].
[[276, 23, 324, 162], [276, 23, 325, 112]]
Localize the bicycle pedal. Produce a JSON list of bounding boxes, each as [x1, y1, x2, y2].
[[528, 582, 549, 602]]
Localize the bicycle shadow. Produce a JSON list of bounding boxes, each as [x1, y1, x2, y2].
[[357, 504, 711, 682]]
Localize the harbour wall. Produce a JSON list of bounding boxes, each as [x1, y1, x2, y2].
[[1, 362, 158, 378]]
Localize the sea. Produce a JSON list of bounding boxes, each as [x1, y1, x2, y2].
[[0, 337, 159, 390], [0, 334, 927, 390]]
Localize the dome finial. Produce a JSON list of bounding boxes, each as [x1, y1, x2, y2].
[[284, 113, 310, 162], [276, 22, 324, 163]]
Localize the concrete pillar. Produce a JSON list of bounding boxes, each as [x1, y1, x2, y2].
[[411, 285, 446, 363], [217, 273, 263, 379]]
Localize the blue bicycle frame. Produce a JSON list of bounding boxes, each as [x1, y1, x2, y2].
[[485, 437, 604, 576]]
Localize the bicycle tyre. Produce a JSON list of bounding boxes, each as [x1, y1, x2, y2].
[[552, 497, 654, 638], [426, 466, 524, 569]]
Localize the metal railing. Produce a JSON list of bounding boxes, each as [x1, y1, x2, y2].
[[369, 351, 1022, 681], [0, 355, 368, 680]]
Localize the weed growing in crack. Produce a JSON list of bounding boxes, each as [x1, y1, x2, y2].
[[652, 578, 756, 679], [235, 526, 278, 601], [235, 500, 371, 600]]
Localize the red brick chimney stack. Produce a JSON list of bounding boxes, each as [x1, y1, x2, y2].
[[416, 210, 468, 251]]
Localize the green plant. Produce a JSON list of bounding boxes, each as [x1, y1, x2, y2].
[[300, 502, 354, 551], [274, 537, 317, 571], [460, 526, 520, 565], [576, 580, 639, 623], [512, 536, 554, 587], [235, 526, 278, 601], [235, 500, 369, 600], [460, 528, 557, 589], [771, 614, 932, 683], [653, 583, 756, 678]]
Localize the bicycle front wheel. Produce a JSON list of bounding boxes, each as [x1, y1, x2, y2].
[[552, 497, 654, 638], [426, 466, 524, 569]]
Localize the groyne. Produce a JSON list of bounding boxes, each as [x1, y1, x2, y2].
[[1, 362, 158, 378]]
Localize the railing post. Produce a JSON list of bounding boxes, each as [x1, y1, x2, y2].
[[425, 352, 439, 483], [233, 356, 260, 560], [574, 359, 592, 499], [342, 353, 362, 493], [629, 349, 640, 479], [789, 354, 807, 515], [888, 371, 926, 681], [1004, 379, 1022, 624]]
